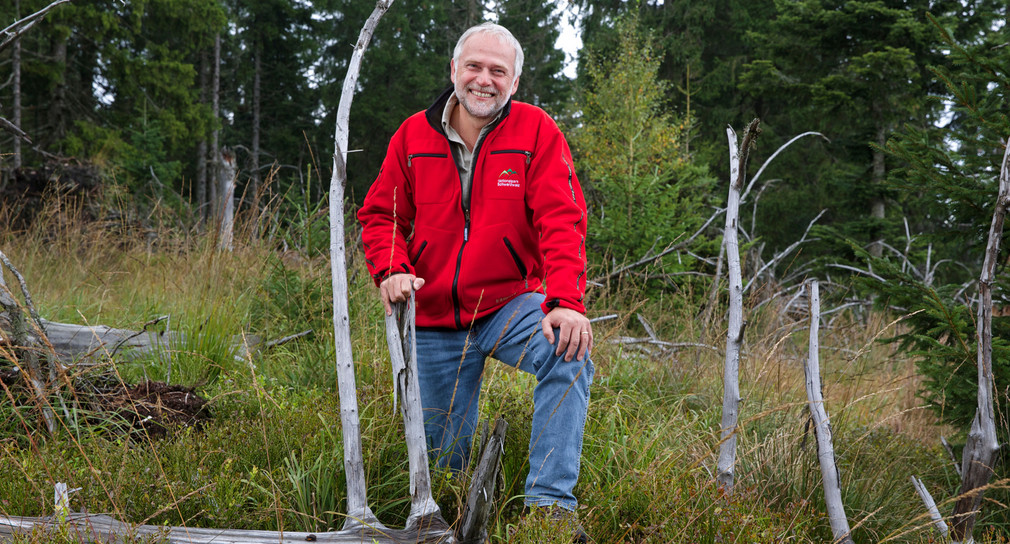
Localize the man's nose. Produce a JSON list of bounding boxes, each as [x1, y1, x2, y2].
[[475, 68, 492, 86]]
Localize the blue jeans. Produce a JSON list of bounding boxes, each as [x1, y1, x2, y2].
[[415, 292, 593, 510]]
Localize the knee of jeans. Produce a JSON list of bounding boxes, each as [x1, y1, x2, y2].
[[539, 352, 594, 385]]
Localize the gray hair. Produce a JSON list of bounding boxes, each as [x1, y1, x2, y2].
[[453, 23, 524, 82]]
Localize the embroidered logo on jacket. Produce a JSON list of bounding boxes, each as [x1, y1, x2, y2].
[[497, 169, 520, 188]]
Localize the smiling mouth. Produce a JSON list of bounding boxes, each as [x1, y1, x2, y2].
[[469, 88, 496, 99]]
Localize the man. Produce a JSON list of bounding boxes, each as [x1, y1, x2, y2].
[[357, 23, 593, 542]]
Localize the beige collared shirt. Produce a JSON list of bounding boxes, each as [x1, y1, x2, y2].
[[441, 94, 503, 209]]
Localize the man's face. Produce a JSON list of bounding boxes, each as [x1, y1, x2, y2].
[[451, 32, 520, 120]]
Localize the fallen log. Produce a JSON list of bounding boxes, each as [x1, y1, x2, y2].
[[3, 318, 306, 365], [0, 513, 453, 543]]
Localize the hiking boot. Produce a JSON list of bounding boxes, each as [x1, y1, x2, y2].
[[546, 507, 591, 544], [507, 505, 591, 543]]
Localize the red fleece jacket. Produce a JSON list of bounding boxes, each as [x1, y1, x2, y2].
[[358, 88, 588, 329]]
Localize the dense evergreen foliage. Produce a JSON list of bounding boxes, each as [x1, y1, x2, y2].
[[569, 15, 716, 278], [868, 11, 1010, 441]]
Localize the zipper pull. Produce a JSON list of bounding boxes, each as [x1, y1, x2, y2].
[[464, 226, 469, 241], [407, 154, 413, 167], [524, 151, 531, 165]]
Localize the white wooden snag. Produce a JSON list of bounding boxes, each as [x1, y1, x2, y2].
[[803, 279, 853, 544], [385, 292, 451, 536], [716, 119, 759, 492], [948, 136, 1008, 544], [327, 0, 394, 531]]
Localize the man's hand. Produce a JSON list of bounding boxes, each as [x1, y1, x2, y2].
[[541, 307, 593, 362], [379, 274, 425, 315]]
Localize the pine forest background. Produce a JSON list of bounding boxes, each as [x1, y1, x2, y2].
[[2, 0, 1010, 542]]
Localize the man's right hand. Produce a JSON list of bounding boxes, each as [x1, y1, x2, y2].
[[379, 274, 425, 315]]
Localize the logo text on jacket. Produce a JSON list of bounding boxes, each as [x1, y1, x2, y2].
[[497, 169, 520, 188]]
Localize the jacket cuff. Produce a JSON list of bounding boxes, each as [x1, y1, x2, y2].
[[541, 297, 586, 315], [371, 262, 413, 286]]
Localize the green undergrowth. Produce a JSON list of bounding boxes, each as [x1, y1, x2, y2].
[[1, 215, 1007, 544]]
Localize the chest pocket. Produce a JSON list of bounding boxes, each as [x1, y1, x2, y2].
[[485, 149, 531, 200], [408, 152, 454, 204]]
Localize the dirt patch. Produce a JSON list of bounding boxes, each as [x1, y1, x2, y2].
[[102, 381, 211, 437], [0, 369, 211, 437]]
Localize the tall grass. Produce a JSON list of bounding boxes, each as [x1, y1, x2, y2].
[[0, 194, 1006, 543]]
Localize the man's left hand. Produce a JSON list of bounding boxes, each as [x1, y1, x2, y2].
[[541, 307, 593, 362]]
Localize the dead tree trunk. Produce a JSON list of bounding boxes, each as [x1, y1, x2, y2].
[[949, 136, 1008, 543], [250, 44, 262, 210], [12, 0, 22, 169], [803, 279, 853, 544], [196, 50, 209, 222], [329, 0, 394, 531], [210, 33, 221, 222], [218, 147, 236, 251], [0, 250, 55, 433], [716, 119, 759, 492], [385, 292, 443, 529]]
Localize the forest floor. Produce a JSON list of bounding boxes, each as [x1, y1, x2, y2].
[[0, 203, 1007, 544]]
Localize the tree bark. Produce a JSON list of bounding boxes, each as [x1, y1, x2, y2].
[[47, 32, 68, 144], [12, 0, 22, 169], [803, 279, 853, 544], [385, 293, 446, 532], [329, 0, 394, 531], [250, 44, 262, 210], [868, 122, 887, 258], [210, 33, 221, 220], [196, 50, 209, 223], [0, 250, 55, 433], [949, 136, 1008, 543], [459, 418, 508, 544], [218, 147, 236, 251], [716, 119, 759, 492], [0, 513, 455, 543], [910, 475, 948, 539]]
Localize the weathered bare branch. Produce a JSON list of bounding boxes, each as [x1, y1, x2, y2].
[[385, 293, 447, 532], [0, 116, 32, 144], [911, 475, 949, 539], [740, 131, 828, 205], [591, 205, 724, 283], [743, 209, 826, 293], [0, 0, 72, 52], [941, 435, 962, 477], [825, 263, 887, 283]]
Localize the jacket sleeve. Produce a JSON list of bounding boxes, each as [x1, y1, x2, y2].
[[526, 112, 588, 315], [357, 124, 417, 286]]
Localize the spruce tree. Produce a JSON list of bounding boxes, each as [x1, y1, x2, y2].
[[570, 16, 716, 279], [868, 7, 1010, 442]]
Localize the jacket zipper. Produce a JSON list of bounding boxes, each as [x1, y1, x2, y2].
[[489, 149, 532, 165], [451, 135, 492, 328], [409, 240, 427, 265], [407, 152, 447, 167], [503, 237, 529, 288]]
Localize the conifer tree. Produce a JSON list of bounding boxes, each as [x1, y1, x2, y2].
[[867, 6, 1010, 441], [571, 15, 715, 276]]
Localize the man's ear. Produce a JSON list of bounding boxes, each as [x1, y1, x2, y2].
[[510, 75, 520, 96], [450, 60, 457, 85]]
